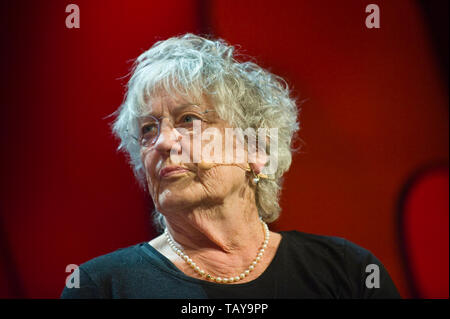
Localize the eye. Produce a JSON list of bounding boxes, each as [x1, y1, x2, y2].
[[182, 114, 200, 123], [179, 113, 202, 124], [141, 123, 158, 135]]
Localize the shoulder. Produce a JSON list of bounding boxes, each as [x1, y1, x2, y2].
[[279, 230, 401, 298], [280, 230, 373, 272], [280, 230, 367, 259], [61, 243, 145, 298], [80, 243, 144, 274], [282, 230, 390, 273]]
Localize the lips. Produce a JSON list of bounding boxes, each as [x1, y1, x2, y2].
[[159, 166, 189, 178]]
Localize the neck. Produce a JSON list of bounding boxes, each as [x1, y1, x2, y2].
[[162, 184, 265, 276]]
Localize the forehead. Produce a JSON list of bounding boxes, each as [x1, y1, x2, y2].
[[143, 91, 205, 116]]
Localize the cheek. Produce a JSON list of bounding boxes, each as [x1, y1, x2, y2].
[[141, 150, 159, 189], [199, 166, 246, 194]]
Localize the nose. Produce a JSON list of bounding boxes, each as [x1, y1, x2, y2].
[[153, 119, 183, 155]]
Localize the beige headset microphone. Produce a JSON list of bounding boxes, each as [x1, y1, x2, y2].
[[197, 161, 270, 185]]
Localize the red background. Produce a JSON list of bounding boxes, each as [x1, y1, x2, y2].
[[0, 0, 448, 298]]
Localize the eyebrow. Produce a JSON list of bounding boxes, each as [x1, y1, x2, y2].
[[139, 103, 202, 119], [173, 103, 202, 112]]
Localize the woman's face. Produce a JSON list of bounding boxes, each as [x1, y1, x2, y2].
[[140, 92, 250, 215]]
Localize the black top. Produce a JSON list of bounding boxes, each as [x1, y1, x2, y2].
[[60, 231, 401, 299]]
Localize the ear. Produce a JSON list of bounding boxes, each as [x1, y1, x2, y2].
[[249, 152, 268, 175]]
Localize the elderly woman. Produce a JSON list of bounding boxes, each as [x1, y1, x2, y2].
[[61, 34, 400, 299]]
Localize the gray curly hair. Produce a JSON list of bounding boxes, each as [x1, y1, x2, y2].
[[111, 34, 300, 231]]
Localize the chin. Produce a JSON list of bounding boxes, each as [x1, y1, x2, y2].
[[156, 187, 198, 212]]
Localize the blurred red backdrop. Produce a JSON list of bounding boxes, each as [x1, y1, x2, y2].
[[0, 0, 448, 298]]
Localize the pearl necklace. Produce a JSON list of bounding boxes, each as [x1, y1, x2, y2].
[[164, 219, 270, 284]]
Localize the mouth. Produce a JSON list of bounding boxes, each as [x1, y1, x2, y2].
[[159, 166, 190, 179]]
